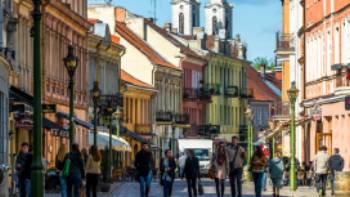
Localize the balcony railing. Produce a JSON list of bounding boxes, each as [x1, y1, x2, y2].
[[225, 86, 239, 97], [276, 32, 295, 53], [156, 111, 173, 122], [183, 88, 211, 101], [272, 103, 290, 121], [204, 84, 221, 95], [173, 113, 190, 125]]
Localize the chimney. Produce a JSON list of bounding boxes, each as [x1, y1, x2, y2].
[[163, 23, 172, 32], [260, 64, 266, 79], [115, 7, 127, 22]]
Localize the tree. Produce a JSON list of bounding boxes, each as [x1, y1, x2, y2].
[[252, 57, 276, 71]]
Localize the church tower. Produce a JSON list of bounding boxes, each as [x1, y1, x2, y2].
[[171, 0, 200, 35], [204, 0, 233, 39]]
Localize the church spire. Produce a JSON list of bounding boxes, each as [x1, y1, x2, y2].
[[171, 0, 200, 35]]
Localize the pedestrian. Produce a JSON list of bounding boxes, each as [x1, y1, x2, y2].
[[65, 143, 85, 197], [211, 141, 229, 197], [56, 144, 68, 197], [314, 146, 329, 197], [85, 145, 101, 197], [135, 143, 154, 197], [328, 148, 344, 196], [250, 146, 267, 197], [81, 148, 89, 164], [259, 144, 269, 192], [269, 151, 284, 197], [15, 142, 32, 197], [183, 149, 200, 197], [226, 136, 246, 197], [160, 149, 176, 197], [178, 152, 187, 177]]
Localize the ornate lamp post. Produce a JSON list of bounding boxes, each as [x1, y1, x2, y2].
[[287, 82, 299, 191], [245, 105, 254, 165], [106, 101, 115, 181], [115, 107, 121, 137], [31, 0, 44, 196], [63, 45, 79, 148], [91, 81, 101, 146]]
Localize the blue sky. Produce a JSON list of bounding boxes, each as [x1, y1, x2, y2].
[[100, 0, 281, 61]]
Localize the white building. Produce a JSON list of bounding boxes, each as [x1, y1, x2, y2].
[[171, 0, 200, 35]]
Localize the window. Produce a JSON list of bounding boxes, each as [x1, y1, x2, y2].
[[326, 30, 331, 75], [212, 16, 218, 35], [179, 13, 184, 34], [334, 27, 340, 64]]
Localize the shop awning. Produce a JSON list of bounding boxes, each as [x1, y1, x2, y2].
[[121, 127, 149, 143], [56, 112, 93, 129], [43, 118, 65, 131], [88, 130, 131, 152], [10, 86, 33, 105]]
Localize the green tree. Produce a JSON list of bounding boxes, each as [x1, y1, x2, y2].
[[252, 57, 276, 71]]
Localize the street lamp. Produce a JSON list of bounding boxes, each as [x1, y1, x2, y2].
[[245, 105, 254, 165], [287, 81, 299, 191], [115, 107, 122, 137], [91, 81, 101, 146], [31, 0, 44, 196], [63, 45, 79, 148], [106, 101, 115, 181]]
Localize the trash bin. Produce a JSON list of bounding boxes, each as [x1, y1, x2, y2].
[[335, 171, 350, 197]]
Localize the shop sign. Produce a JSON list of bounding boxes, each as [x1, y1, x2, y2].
[[15, 118, 33, 129]]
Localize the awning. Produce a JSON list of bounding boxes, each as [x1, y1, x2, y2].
[[88, 130, 131, 152], [43, 118, 65, 131], [56, 112, 93, 129], [121, 127, 149, 143], [10, 86, 33, 105]]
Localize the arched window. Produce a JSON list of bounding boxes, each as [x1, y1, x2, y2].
[[212, 16, 218, 35], [179, 13, 184, 34]]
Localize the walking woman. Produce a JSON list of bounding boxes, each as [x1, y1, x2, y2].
[[65, 143, 85, 197], [85, 145, 101, 197], [269, 152, 284, 197], [211, 142, 229, 197], [56, 144, 68, 197], [183, 150, 200, 197], [250, 146, 267, 197], [160, 149, 176, 197]]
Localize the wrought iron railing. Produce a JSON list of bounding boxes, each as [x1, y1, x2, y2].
[[276, 32, 294, 51]]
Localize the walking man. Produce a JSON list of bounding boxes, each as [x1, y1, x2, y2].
[[15, 142, 32, 197], [328, 148, 344, 196], [314, 146, 329, 197], [135, 143, 154, 197], [227, 136, 246, 197]]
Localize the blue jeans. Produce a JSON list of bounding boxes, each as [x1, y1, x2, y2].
[[252, 172, 264, 197], [163, 180, 173, 197], [19, 178, 30, 197], [330, 173, 335, 195], [262, 171, 267, 190], [59, 173, 67, 197], [139, 171, 152, 197], [316, 174, 327, 196], [66, 176, 81, 197]]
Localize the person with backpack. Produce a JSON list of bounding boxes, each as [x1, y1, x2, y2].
[[328, 148, 344, 196], [56, 144, 68, 197], [64, 143, 85, 197], [85, 145, 101, 197], [226, 136, 246, 197], [160, 149, 176, 197]]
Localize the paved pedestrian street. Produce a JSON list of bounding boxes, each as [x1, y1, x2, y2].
[[111, 179, 320, 197]]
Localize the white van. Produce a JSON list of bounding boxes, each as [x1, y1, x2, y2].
[[177, 139, 213, 175]]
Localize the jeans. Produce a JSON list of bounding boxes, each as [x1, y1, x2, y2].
[[316, 174, 327, 196], [262, 171, 268, 190], [139, 171, 152, 197], [66, 176, 82, 197], [86, 173, 99, 197], [186, 177, 197, 197], [163, 180, 174, 197], [330, 173, 335, 195], [215, 178, 225, 197], [229, 168, 243, 197], [252, 172, 264, 197], [19, 178, 31, 197], [59, 174, 67, 197]]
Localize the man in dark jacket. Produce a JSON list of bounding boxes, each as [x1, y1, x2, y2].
[[328, 148, 344, 196], [134, 143, 154, 197], [160, 149, 177, 197], [183, 149, 200, 197], [15, 142, 32, 197]]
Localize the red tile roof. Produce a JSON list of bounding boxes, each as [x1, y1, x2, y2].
[[121, 69, 154, 89], [265, 72, 282, 90], [247, 66, 280, 102], [115, 22, 180, 70]]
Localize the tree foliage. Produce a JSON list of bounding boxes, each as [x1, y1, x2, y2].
[[252, 57, 276, 71]]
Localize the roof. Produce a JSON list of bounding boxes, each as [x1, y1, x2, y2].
[[115, 22, 179, 70], [265, 72, 282, 90], [144, 20, 206, 61], [247, 66, 280, 102], [111, 35, 120, 44], [121, 69, 154, 89]]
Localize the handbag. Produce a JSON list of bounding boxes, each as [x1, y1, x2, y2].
[[197, 178, 204, 195], [208, 166, 216, 179], [62, 158, 71, 177]]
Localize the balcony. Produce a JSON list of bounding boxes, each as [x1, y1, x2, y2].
[[183, 88, 211, 101], [275, 32, 295, 57], [272, 103, 290, 121], [156, 111, 173, 122], [173, 113, 190, 125], [204, 84, 221, 95], [198, 124, 220, 136], [225, 86, 239, 97]]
